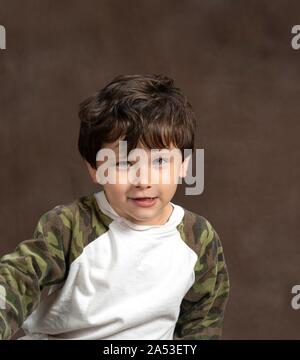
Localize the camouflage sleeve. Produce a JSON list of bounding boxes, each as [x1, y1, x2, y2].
[[0, 206, 72, 340], [173, 220, 230, 340]]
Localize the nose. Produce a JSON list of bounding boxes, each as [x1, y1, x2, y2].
[[132, 163, 152, 188], [135, 184, 151, 189]]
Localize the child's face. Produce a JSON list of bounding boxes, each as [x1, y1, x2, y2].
[[86, 138, 190, 226]]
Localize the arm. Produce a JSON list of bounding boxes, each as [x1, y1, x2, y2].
[[0, 206, 72, 340], [173, 220, 230, 340]]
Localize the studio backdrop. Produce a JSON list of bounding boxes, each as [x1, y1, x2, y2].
[[0, 0, 300, 339]]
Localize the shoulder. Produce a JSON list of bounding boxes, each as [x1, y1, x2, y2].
[[177, 207, 222, 261], [180, 207, 220, 244], [33, 192, 108, 263], [35, 192, 110, 248], [33, 193, 99, 245], [37, 192, 97, 226]]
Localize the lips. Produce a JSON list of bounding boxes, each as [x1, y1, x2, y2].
[[128, 196, 158, 207], [132, 197, 157, 200], [129, 196, 158, 200]]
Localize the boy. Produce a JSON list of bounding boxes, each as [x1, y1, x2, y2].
[[0, 74, 229, 340]]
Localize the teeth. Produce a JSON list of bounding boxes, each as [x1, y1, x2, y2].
[[131, 197, 157, 200], [136, 197, 155, 199]]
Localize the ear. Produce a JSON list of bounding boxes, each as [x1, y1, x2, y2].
[[85, 160, 98, 184], [178, 155, 191, 178]]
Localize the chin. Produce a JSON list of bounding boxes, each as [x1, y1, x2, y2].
[[129, 212, 154, 220]]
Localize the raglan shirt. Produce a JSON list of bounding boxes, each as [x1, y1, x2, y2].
[[0, 190, 230, 340]]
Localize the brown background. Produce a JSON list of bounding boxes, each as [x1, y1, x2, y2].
[[1, 0, 300, 339]]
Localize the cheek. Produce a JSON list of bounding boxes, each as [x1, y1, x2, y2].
[[104, 184, 129, 200], [158, 164, 180, 185], [96, 163, 129, 185], [157, 182, 177, 198]]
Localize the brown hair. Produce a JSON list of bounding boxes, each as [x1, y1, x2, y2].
[[78, 74, 197, 169]]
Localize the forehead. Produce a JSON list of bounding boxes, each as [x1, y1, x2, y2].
[[102, 138, 177, 152]]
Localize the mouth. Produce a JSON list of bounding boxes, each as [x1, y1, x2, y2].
[[128, 196, 158, 207]]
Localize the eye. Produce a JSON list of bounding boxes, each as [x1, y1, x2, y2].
[[153, 157, 168, 166], [116, 161, 132, 169]]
